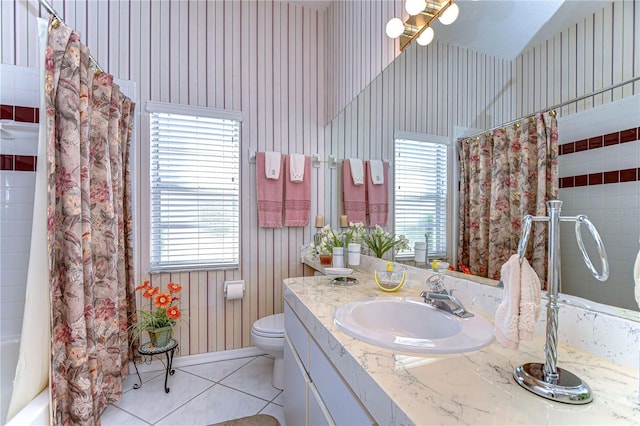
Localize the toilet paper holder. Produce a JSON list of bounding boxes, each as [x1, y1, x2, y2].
[[224, 280, 245, 299]]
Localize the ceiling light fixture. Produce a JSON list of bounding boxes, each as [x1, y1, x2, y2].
[[405, 0, 427, 16], [386, 0, 459, 51]]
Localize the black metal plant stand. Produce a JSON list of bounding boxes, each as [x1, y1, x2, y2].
[[132, 338, 179, 393]]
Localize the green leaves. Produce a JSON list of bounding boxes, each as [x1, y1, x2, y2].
[[361, 225, 410, 258]]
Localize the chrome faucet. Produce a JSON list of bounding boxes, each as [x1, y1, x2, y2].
[[420, 275, 474, 318]]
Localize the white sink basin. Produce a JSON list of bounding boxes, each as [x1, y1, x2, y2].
[[334, 297, 494, 354]]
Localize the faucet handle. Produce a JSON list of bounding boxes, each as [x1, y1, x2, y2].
[[426, 274, 446, 293]]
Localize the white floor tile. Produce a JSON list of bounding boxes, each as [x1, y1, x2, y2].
[[155, 384, 269, 426], [272, 391, 283, 406], [114, 370, 214, 423], [221, 356, 280, 401], [101, 405, 150, 425], [121, 369, 164, 394], [106, 351, 290, 425], [178, 356, 255, 383], [259, 403, 286, 426]]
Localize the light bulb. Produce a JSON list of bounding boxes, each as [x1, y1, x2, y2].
[[416, 27, 434, 46], [438, 3, 459, 25], [405, 0, 426, 16], [386, 18, 405, 39]]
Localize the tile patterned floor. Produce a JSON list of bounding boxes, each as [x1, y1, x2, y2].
[[101, 354, 285, 426]]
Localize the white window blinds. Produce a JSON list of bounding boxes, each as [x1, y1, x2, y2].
[[149, 104, 241, 271], [394, 136, 448, 259]]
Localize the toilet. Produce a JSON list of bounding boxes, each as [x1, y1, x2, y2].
[[251, 313, 285, 390]]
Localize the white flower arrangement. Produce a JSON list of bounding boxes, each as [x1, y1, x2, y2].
[[310, 222, 365, 255], [360, 225, 410, 258]]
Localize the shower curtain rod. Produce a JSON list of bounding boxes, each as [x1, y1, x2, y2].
[[38, 0, 104, 73], [462, 75, 640, 141]]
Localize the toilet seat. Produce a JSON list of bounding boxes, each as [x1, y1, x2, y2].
[[252, 313, 284, 338]]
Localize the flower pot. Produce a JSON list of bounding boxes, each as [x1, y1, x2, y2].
[[148, 326, 173, 347]]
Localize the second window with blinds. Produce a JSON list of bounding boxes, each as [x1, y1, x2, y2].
[[394, 132, 449, 261], [148, 102, 242, 272]]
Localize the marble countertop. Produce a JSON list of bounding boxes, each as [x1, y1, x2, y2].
[[284, 267, 640, 425]]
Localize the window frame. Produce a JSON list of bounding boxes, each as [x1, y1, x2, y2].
[[145, 101, 243, 272], [393, 131, 452, 262]]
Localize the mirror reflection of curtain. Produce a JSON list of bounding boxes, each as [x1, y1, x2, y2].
[[457, 112, 558, 287], [45, 17, 136, 424]]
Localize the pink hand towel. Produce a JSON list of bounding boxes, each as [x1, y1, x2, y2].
[[256, 151, 284, 228], [366, 160, 389, 227], [494, 254, 541, 349], [342, 159, 367, 224], [284, 154, 311, 227]]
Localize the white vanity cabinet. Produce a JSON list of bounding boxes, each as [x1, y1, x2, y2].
[[284, 302, 375, 426]]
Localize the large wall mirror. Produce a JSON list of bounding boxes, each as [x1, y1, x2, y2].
[[322, 0, 639, 319]]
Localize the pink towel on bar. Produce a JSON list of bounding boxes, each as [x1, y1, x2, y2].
[[342, 159, 367, 224], [284, 154, 311, 227], [256, 151, 284, 228], [366, 160, 389, 227]]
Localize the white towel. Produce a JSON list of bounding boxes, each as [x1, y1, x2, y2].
[[369, 160, 384, 185], [264, 151, 281, 180], [349, 159, 364, 186], [494, 254, 541, 350], [289, 153, 306, 182], [634, 246, 640, 309]]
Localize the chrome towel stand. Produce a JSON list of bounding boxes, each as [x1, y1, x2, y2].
[[513, 200, 609, 405]]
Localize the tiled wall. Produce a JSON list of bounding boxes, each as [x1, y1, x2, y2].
[[0, 64, 39, 339], [558, 94, 640, 310]]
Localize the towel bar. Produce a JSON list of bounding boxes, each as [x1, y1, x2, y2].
[[513, 200, 609, 405]]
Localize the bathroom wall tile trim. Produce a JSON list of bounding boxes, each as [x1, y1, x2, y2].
[[559, 167, 640, 188], [0, 154, 37, 171], [0, 104, 39, 171], [558, 125, 640, 188], [559, 127, 639, 154], [1, 104, 39, 123]]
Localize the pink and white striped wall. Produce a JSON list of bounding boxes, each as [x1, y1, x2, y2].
[[2, 0, 639, 355], [2, 0, 328, 356]]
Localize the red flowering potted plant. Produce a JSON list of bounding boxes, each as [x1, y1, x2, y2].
[[130, 280, 183, 347]]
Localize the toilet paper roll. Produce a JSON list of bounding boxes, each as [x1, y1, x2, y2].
[[225, 280, 245, 300]]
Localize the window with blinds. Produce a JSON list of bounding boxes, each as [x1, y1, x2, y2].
[[394, 135, 448, 260], [148, 103, 241, 271]]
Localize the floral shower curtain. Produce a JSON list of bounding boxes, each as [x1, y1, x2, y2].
[[45, 18, 136, 424], [457, 112, 558, 287]]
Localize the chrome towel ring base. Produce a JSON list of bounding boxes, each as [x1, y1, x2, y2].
[[514, 363, 593, 405]]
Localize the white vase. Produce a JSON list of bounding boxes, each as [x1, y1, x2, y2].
[[348, 243, 361, 266], [332, 247, 345, 268]]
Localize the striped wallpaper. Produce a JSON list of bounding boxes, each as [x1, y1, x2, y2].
[[323, 40, 514, 240], [323, 0, 403, 123], [3, 0, 639, 355], [511, 0, 639, 118], [2, 0, 328, 356], [321, 0, 638, 311]]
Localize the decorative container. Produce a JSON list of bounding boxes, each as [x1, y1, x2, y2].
[[374, 270, 406, 292], [319, 252, 333, 266], [148, 326, 173, 347]]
